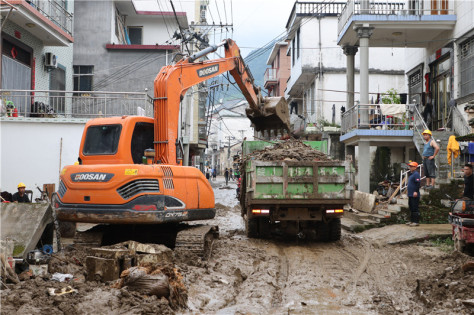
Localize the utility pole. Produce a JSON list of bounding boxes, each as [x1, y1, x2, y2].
[[225, 136, 234, 159]]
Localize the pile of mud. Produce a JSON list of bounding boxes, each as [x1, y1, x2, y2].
[[244, 140, 331, 162], [414, 252, 474, 313], [1, 245, 180, 314]]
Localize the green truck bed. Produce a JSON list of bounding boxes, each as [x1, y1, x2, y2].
[[242, 141, 351, 204]]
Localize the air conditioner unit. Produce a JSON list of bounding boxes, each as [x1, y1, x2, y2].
[[44, 52, 57, 68]]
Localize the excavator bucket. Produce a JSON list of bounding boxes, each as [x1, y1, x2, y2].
[[246, 96, 291, 133]]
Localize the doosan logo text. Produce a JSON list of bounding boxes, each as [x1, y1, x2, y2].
[[71, 172, 113, 182], [197, 65, 219, 77]]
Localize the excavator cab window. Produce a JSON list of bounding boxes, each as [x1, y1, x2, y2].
[[83, 124, 121, 155], [130, 122, 154, 164]]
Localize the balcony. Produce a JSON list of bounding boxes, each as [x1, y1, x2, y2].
[[0, 89, 153, 120], [337, 0, 456, 47], [264, 68, 278, 89], [286, 1, 346, 31], [340, 103, 414, 146], [0, 0, 73, 46]]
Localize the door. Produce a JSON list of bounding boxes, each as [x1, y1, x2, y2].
[[434, 74, 450, 129], [1, 55, 32, 114]]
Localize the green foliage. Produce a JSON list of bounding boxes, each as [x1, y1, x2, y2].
[[430, 237, 454, 252], [381, 88, 401, 104], [318, 119, 341, 128]]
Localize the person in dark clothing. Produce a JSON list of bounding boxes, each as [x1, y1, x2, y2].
[[406, 162, 421, 226], [463, 164, 473, 200], [224, 168, 230, 186], [290, 101, 298, 115], [12, 182, 30, 203]]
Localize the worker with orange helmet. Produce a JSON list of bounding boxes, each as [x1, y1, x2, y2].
[[12, 182, 30, 203], [422, 129, 439, 189], [406, 161, 421, 227]]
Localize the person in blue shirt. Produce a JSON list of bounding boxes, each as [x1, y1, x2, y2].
[[406, 161, 421, 227]]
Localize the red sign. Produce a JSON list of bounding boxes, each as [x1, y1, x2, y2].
[[14, 31, 21, 39]]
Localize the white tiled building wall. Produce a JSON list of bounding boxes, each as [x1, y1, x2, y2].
[[2, 21, 74, 92]]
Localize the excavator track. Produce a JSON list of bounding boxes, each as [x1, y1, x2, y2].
[[174, 225, 219, 260]]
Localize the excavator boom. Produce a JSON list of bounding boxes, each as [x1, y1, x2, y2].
[[153, 39, 290, 165]]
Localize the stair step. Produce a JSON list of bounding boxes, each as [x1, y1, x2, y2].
[[360, 218, 379, 225], [368, 213, 389, 223], [344, 211, 370, 224], [341, 218, 366, 232], [378, 208, 399, 217]]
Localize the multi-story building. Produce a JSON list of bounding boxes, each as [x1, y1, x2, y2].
[[73, 0, 186, 94], [264, 40, 291, 97], [337, 0, 472, 192], [285, 1, 406, 137]]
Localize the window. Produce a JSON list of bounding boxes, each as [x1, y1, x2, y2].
[[130, 122, 154, 164], [127, 27, 143, 45], [73, 65, 93, 91], [296, 28, 300, 59], [83, 125, 122, 155], [460, 36, 474, 97]]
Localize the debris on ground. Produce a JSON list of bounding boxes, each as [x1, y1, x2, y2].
[[114, 264, 188, 309], [243, 139, 331, 162]]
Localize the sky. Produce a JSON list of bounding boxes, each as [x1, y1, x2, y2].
[[132, 0, 296, 57]]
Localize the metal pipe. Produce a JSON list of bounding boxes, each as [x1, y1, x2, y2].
[[188, 40, 226, 63]]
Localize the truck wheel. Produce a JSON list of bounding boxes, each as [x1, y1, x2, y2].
[[258, 218, 271, 239], [329, 218, 342, 241], [318, 222, 330, 242], [246, 217, 259, 238]]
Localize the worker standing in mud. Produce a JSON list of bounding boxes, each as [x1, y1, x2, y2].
[[406, 162, 421, 227]]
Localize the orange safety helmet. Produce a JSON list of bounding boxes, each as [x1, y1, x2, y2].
[[407, 162, 419, 167]]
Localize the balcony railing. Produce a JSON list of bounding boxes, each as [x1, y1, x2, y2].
[[294, 1, 346, 16], [0, 90, 153, 119], [27, 0, 73, 35], [264, 68, 278, 86], [338, 0, 455, 35], [341, 103, 412, 134]]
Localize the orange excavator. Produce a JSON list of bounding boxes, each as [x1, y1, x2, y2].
[[52, 39, 290, 255]]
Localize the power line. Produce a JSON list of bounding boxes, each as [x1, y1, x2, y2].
[[170, 0, 191, 54]]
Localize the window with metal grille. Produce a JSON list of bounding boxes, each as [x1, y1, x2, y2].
[[460, 36, 474, 97], [73, 65, 93, 92]]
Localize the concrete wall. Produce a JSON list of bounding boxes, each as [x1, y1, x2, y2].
[[0, 119, 86, 197]]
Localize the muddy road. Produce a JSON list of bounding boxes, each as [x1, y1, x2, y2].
[[1, 178, 473, 314], [182, 179, 473, 314]]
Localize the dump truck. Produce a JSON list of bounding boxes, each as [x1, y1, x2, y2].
[[239, 140, 353, 240]]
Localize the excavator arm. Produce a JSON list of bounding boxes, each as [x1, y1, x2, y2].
[[153, 39, 290, 165]]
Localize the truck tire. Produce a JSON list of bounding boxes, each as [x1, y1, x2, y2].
[[318, 222, 330, 242], [258, 218, 271, 239], [246, 217, 259, 238], [329, 218, 342, 241]]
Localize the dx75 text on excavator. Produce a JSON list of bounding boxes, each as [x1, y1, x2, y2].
[[52, 39, 290, 257]]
